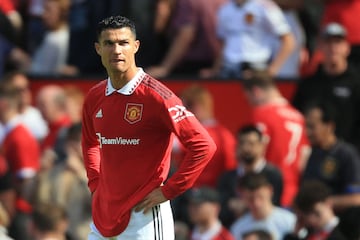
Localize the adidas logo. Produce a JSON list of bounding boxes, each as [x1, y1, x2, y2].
[[96, 109, 103, 118]]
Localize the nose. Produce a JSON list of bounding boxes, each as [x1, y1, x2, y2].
[[114, 43, 122, 54]]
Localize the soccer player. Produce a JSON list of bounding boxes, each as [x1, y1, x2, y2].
[[242, 70, 310, 207], [81, 16, 217, 239]]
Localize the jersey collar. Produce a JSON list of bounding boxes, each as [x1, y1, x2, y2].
[[105, 68, 145, 96]]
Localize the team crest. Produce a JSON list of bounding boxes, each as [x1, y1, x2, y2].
[[321, 156, 337, 179], [124, 103, 143, 124], [244, 12, 254, 25]]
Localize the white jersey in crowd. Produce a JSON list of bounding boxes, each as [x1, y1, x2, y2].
[[217, 0, 290, 65], [230, 206, 296, 240]]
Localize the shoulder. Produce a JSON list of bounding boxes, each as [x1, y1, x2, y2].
[[140, 74, 175, 100], [84, 80, 107, 100]]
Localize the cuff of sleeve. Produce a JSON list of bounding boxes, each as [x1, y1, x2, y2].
[[88, 179, 98, 194]]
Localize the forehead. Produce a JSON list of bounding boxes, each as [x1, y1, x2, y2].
[[98, 27, 134, 41]]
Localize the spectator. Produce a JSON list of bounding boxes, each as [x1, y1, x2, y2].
[[176, 84, 237, 188], [242, 70, 309, 207], [284, 180, 347, 240], [0, 82, 40, 240], [32, 123, 91, 240], [2, 71, 48, 142], [242, 229, 273, 240], [36, 85, 71, 168], [29, 0, 71, 76], [230, 172, 295, 240], [171, 84, 237, 226], [187, 187, 235, 240], [320, 0, 360, 67], [218, 125, 283, 228], [63, 85, 84, 124], [292, 22, 360, 151], [29, 203, 70, 240], [302, 101, 360, 240], [146, 0, 227, 78], [202, 0, 295, 79]]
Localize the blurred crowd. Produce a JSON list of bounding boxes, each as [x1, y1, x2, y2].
[[1, 0, 360, 240]]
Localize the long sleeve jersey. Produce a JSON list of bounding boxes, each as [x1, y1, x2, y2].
[[81, 69, 216, 237]]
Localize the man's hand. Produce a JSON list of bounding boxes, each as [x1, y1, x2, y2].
[[134, 187, 168, 214]]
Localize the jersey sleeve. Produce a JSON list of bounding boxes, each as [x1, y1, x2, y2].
[[160, 96, 217, 200], [81, 95, 101, 193]]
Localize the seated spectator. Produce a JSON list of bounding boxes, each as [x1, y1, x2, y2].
[[29, 0, 71, 76], [36, 84, 72, 168], [0, 82, 40, 240], [242, 70, 310, 207], [2, 71, 48, 142], [302, 101, 360, 240], [292, 22, 360, 151], [187, 187, 235, 240], [146, 0, 227, 78], [242, 229, 273, 240], [201, 0, 295, 79], [218, 125, 283, 228], [284, 180, 347, 240], [32, 122, 91, 240], [230, 172, 295, 240], [29, 203, 69, 240]]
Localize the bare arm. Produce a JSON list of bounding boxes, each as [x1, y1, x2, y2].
[[268, 32, 295, 76], [146, 24, 195, 78], [330, 193, 360, 210]]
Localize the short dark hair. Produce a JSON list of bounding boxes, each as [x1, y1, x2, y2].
[[243, 229, 273, 240], [96, 15, 136, 41], [242, 70, 275, 90], [238, 125, 263, 141], [304, 101, 337, 124], [294, 180, 331, 213], [238, 172, 270, 191], [32, 203, 68, 232]]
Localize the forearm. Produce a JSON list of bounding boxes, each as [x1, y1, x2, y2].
[[330, 193, 360, 210], [269, 33, 295, 75], [160, 25, 195, 71]]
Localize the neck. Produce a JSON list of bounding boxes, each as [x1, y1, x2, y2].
[[323, 60, 347, 76], [1, 111, 18, 125], [320, 134, 337, 150], [253, 203, 273, 220], [109, 66, 138, 90], [196, 218, 219, 233], [35, 232, 65, 240], [258, 88, 283, 105]]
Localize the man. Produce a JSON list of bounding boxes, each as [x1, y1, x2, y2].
[[242, 70, 309, 207], [230, 172, 295, 240], [284, 180, 347, 240], [202, 0, 295, 78], [218, 125, 283, 228], [81, 16, 216, 239], [187, 187, 234, 240], [292, 22, 360, 151], [302, 101, 360, 240], [0, 82, 40, 240], [2, 71, 48, 142]]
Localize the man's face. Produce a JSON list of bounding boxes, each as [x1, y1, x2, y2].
[[305, 108, 331, 147], [236, 132, 264, 165], [188, 201, 219, 225], [95, 27, 139, 75], [241, 186, 272, 219], [298, 202, 330, 230], [321, 37, 350, 64]]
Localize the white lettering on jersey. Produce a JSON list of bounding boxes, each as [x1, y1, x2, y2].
[[96, 133, 140, 148], [168, 105, 194, 123]]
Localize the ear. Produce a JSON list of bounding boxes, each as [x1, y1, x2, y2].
[[94, 42, 101, 56], [134, 40, 140, 54]]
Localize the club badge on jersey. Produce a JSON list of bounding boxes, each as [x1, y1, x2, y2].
[[124, 103, 143, 124]]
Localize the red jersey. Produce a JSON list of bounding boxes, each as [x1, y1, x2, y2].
[[322, 0, 360, 45], [82, 70, 216, 237], [41, 115, 72, 151], [2, 123, 40, 178], [251, 99, 308, 206], [173, 120, 237, 188]]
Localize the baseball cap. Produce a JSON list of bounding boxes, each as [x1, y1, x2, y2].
[[322, 22, 347, 39], [188, 187, 220, 204]]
